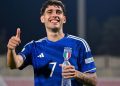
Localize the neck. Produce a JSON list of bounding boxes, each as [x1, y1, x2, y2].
[[46, 28, 65, 42]]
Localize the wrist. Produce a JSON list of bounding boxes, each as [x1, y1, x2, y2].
[[75, 70, 85, 80]]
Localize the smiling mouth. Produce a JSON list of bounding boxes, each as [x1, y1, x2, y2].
[[50, 20, 59, 23], [50, 19, 60, 23], [49, 17, 60, 23]]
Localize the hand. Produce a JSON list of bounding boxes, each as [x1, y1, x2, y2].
[[60, 64, 77, 79], [7, 28, 21, 50]]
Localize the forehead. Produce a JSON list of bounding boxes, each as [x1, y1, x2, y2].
[[45, 5, 63, 11]]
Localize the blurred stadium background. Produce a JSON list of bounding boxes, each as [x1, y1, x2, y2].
[[0, 0, 120, 86]]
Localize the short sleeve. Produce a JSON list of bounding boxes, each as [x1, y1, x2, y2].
[[78, 39, 96, 73], [18, 41, 33, 69]]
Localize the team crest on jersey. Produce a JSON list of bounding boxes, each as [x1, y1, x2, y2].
[[63, 47, 72, 60]]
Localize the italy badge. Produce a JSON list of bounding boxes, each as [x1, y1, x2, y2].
[[63, 47, 72, 60]]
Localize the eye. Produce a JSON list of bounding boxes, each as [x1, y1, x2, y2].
[[47, 10, 52, 14], [56, 10, 63, 14]]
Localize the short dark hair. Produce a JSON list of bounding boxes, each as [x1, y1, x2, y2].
[[40, 0, 66, 15]]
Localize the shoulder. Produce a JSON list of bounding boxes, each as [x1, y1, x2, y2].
[[35, 37, 47, 43], [24, 37, 47, 47], [67, 34, 86, 43], [24, 40, 34, 47], [67, 34, 91, 52]]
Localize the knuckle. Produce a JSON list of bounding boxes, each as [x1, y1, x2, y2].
[[11, 36, 15, 39]]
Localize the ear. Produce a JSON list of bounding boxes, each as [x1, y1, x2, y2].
[[40, 16, 45, 23], [63, 16, 66, 23]]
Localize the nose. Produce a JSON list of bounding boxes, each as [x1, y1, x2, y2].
[[51, 11, 58, 17]]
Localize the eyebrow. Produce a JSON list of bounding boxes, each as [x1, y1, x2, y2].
[[46, 8, 63, 11]]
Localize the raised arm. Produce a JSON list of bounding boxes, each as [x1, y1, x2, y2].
[[7, 28, 24, 69]]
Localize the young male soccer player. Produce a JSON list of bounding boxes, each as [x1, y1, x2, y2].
[[7, 0, 97, 86]]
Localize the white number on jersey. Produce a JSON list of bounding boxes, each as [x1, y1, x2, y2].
[[49, 62, 57, 77]]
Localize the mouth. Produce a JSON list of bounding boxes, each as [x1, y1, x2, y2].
[[50, 20, 59, 23], [49, 18, 60, 24]]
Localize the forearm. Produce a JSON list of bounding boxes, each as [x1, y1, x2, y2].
[[7, 49, 16, 69], [7, 49, 23, 69], [75, 71, 97, 86]]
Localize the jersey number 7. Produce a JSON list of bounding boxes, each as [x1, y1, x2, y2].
[[49, 62, 57, 77]]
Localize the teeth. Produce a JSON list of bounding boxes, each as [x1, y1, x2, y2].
[[51, 20, 58, 23]]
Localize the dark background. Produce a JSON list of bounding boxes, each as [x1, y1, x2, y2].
[[0, 0, 120, 56], [0, 0, 77, 54], [86, 0, 120, 56]]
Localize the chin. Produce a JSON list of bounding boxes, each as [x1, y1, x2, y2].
[[51, 27, 59, 32]]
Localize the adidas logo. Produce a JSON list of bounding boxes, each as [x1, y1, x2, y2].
[[37, 53, 44, 58]]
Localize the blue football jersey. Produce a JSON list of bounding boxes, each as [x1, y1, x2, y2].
[[18, 34, 96, 86]]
